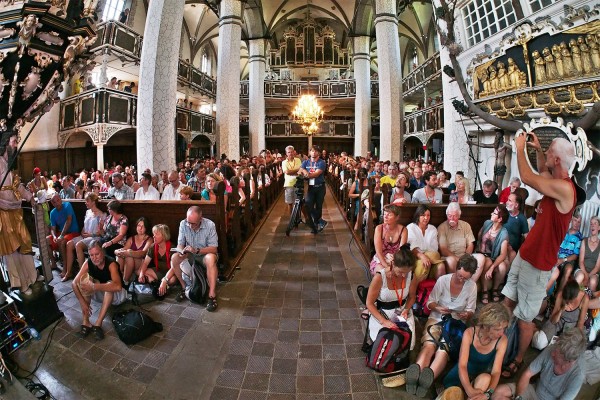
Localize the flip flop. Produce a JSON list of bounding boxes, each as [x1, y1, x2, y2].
[[405, 363, 420, 395], [91, 326, 104, 341], [416, 367, 434, 398], [501, 359, 523, 378], [481, 291, 490, 305]]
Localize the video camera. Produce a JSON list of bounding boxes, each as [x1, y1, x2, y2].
[[294, 175, 305, 198]]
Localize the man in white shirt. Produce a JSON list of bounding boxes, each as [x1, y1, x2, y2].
[[282, 145, 301, 214], [412, 171, 443, 204], [135, 173, 160, 200], [161, 171, 187, 200]]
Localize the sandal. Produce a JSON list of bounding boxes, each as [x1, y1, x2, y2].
[[206, 296, 218, 312], [175, 290, 186, 303], [91, 326, 104, 341], [75, 325, 92, 339], [481, 291, 490, 305], [491, 289, 504, 303], [501, 359, 522, 378]]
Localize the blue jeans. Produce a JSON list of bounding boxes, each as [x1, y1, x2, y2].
[[304, 184, 326, 229]]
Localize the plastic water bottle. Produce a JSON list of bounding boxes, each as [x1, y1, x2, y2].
[[29, 327, 41, 340]]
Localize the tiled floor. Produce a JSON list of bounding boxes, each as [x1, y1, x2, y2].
[[8, 190, 600, 400]]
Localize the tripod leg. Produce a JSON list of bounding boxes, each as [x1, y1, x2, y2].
[[286, 200, 300, 236]]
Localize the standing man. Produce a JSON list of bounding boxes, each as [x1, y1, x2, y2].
[[412, 171, 443, 204], [47, 194, 80, 272], [170, 206, 219, 311], [282, 145, 301, 214], [299, 145, 327, 234], [501, 133, 577, 379]]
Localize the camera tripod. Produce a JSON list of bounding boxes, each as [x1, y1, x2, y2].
[[286, 177, 306, 236]]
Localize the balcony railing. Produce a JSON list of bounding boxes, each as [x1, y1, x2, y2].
[[402, 53, 442, 93], [60, 88, 137, 131], [404, 103, 444, 135], [240, 79, 381, 99], [176, 107, 215, 135], [264, 118, 354, 137], [177, 60, 216, 98], [91, 20, 143, 61]]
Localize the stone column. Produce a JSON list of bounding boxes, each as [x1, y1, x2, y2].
[[98, 51, 108, 88], [136, 0, 184, 173], [215, 0, 242, 160], [248, 38, 266, 156], [374, 0, 402, 162], [353, 36, 371, 157], [96, 144, 104, 172]]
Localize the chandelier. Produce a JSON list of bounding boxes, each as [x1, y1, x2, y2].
[[292, 94, 323, 135]]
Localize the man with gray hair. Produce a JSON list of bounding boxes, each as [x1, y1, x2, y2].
[[107, 172, 134, 200], [502, 135, 577, 379], [493, 328, 587, 400], [437, 202, 480, 279]]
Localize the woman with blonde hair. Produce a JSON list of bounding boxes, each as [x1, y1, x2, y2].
[[178, 185, 194, 200], [138, 224, 177, 296], [438, 303, 509, 400]]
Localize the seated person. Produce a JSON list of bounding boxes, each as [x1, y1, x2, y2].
[[449, 177, 473, 204], [65, 192, 106, 281], [201, 173, 228, 209], [72, 240, 127, 341], [474, 205, 509, 304], [47, 194, 80, 272], [178, 185, 194, 200], [407, 254, 478, 397], [504, 192, 529, 265], [98, 200, 129, 258], [390, 172, 412, 205], [498, 176, 521, 204], [546, 211, 583, 294], [138, 224, 178, 296], [114, 217, 153, 285], [438, 203, 478, 278], [574, 215, 600, 292], [366, 245, 418, 349], [135, 172, 160, 200], [170, 206, 219, 311], [369, 204, 408, 274], [437, 303, 509, 400], [532, 279, 589, 350], [408, 204, 445, 281], [493, 328, 587, 400], [473, 180, 499, 204], [412, 171, 443, 204]]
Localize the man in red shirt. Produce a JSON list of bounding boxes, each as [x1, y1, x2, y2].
[[501, 132, 577, 378]]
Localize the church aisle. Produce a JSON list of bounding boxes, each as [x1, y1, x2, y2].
[[207, 188, 385, 399]]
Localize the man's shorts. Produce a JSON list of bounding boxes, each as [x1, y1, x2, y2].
[[92, 288, 128, 305], [503, 383, 539, 400], [48, 232, 80, 251], [179, 253, 216, 276], [421, 318, 449, 352], [71, 236, 97, 248], [502, 252, 551, 322], [284, 187, 297, 204]]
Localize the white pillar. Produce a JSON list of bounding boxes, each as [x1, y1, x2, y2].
[[374, 0, 402, 162], [98, 51, 108, 88], [96, 144, 104, 172], [353, 36, 371, 157], [248, 38, 266, 156], [136, 0, 184, 173], [215, 0, 242, 160]]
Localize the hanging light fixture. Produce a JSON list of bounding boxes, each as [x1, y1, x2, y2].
[[292, 94, 323, 135]]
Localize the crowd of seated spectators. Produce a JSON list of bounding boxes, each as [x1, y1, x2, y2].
[[326, 151, 598, 399]]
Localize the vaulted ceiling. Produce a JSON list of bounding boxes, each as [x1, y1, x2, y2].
[[177, 0, 436, 78]]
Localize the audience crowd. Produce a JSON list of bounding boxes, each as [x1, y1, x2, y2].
[[29, 143, 600, 398]]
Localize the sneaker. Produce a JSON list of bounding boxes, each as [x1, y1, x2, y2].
[[206, 296, 218, 312], [317, 220, 328, 232]]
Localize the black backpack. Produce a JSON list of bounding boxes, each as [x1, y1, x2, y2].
[[185, 262, 209, 304], [503, 318, 520, 367], [365, 325, 411, 373], [112, 309, 163, 345]]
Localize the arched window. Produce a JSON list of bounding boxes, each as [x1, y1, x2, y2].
[[103, 0, 126, 22], [201, 52, 209, 74]]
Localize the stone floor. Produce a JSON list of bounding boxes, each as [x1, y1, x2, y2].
[[6, 189, 600, 400]]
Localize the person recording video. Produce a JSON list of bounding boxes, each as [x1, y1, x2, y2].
[[299, 145, 327, 234]]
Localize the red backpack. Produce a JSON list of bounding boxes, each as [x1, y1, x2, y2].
[[365, 325, 411, 372], [413, 279, 436, 318]]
